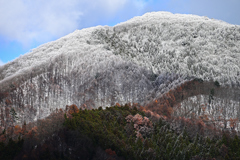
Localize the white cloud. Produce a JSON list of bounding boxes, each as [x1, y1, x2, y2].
[[0, 59, 4, 66], [0, 0, 83, 46], [0, 0, 147, 47]]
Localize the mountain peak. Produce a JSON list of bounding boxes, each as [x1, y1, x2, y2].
[[0, 11, 240, 124], [116, 11, 234, 28]]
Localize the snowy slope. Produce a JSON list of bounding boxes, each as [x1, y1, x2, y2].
[[0, 26, 109, 90], [1, 11, 240, 87], [0, 11, 240, 126], [105, 12, 240, 85]]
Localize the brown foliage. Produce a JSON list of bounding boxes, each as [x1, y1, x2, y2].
[[115, 103, 121, 107], [0, 92, 9, 102], [125, 113, 153, 141], [230, 118, 238, 129], [105, 148, 116, 156], [125, 115, 133, 123], [0, 134, 6, 142], [144, 79, 215, 119], [67, 104, 79, 115], [14, 125, 23, 135], [5, 99, 12, 106]]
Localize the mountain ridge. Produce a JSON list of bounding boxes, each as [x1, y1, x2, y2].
[[116, 11, 234, 27], [1, 11, 240, 159], [0, 11, 240, 126], [1, 11, 240, 87]]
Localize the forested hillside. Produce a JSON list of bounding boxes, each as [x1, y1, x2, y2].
[[0, 11, 240, 159], [0, 12, 240, 127], [1, 104, 240, 159]]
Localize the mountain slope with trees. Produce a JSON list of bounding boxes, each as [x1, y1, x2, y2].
[[1, 104, 240, 160], [0, 11, 240, 159], [0, 12, 240, 126]]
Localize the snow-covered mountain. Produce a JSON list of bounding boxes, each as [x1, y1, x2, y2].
[[0, 11, 240, 126]]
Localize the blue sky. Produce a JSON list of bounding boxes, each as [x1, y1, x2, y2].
[[1, 0, 240, 66]]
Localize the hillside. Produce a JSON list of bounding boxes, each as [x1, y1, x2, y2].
[[0, 12, 240, 148], [1, 104, 240, 160], [1, 12, 240, 86]]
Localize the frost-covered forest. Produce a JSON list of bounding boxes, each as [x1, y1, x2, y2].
[[0, 11, 240, 130]]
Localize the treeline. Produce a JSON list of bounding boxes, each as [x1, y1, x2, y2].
[[1, 104, 240, 159], [0, 59, 188, 129], [1, 75, 239, 139], [0, 108, 65, 159], [146, 78, 240, 131], [146, 78, 215, 117]]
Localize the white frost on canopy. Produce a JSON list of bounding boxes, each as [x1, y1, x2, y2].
[[0, 11, 240, 125], [107, 11, 240, 86], [116, 11, 233, 27], [1, 11, 240, 88], [0, 26, 109, 88]]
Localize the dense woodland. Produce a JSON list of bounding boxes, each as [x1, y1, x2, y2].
[[1, 104, 240, 159]]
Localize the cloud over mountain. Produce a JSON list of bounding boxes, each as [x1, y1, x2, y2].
[[0, 0, 146, 46]]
